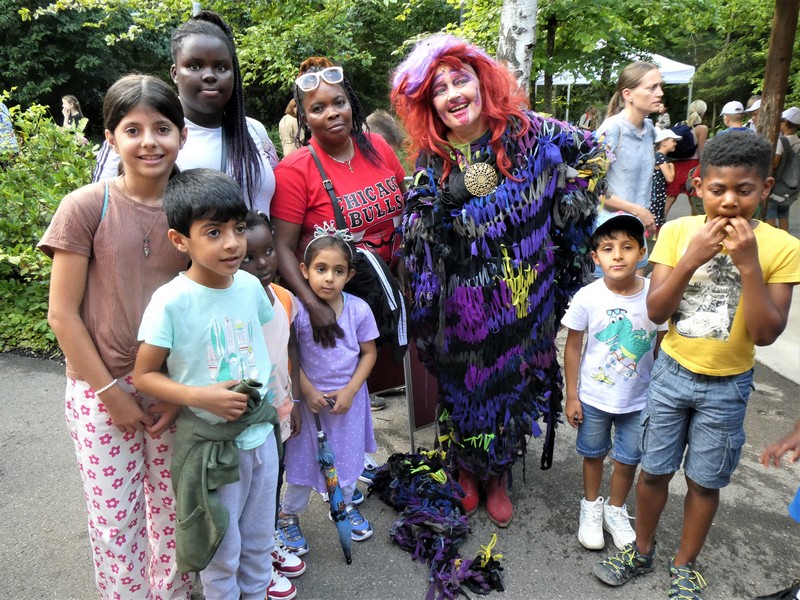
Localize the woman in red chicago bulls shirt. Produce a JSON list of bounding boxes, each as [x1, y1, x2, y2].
[[271, 57, 407, 348]]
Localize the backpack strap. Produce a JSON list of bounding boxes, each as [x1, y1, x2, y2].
[[270, 284, 294, 325], [101, 180, 110, 220], [219, 127, 227, 172], [777, 136, 792, 178]]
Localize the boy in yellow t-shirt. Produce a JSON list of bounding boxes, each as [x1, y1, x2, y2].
[[594, 131, 800, 598]]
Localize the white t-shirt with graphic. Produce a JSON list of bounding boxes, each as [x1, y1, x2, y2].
[[139, 270, 274, 449], [562, 277, 667, 414]]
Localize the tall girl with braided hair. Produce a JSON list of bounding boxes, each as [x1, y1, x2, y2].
[[93, 10, 276, 213]]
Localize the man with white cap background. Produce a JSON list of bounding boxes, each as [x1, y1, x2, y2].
[[745, 96, 761, 133], [768, 106, 800, 231], [719, 100, 752, 134]]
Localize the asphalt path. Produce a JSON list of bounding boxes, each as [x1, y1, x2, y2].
[[2, 181, 798, 600], [0, 345, 798, 600]]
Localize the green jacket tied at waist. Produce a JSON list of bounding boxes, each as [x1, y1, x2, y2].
[[170, 379, 282, 574]]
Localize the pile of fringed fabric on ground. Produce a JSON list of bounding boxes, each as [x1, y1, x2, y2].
[[369, 449, 505, 599]]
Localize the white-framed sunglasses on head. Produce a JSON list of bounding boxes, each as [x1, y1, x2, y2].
[[295, 66, 344, 92]]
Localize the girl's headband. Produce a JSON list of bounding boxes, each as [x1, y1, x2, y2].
[[303, 222, 354, 263]]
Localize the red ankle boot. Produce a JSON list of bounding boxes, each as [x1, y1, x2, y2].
[[486, 474, 512, 527], [458, 469, 480, 515]]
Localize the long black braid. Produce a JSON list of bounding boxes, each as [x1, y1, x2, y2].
[[171, 10, 262, 208], [294, 60, 381, 166]]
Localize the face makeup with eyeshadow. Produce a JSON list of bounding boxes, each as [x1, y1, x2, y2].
[[430, 62, 487, 144]]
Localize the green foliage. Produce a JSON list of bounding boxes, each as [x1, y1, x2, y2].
[[12, 0, 800, 127], [237, 0, 456, 116], [435, 0, 501, 52], [17, 0, 457, 126], [6, 0, 171, 139], [0, 94, 95, 354]]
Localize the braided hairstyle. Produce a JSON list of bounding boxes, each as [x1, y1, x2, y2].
[[245, 209, 273, 232], [293, 56, 380, 165], [171, 10, 262, 208]]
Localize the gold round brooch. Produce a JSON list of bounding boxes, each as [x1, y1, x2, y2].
[[463, 162, 498, 197]]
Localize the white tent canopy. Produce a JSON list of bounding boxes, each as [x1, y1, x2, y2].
[[534, 53, 696, 122]]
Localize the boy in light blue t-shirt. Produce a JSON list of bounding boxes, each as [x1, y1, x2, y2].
[[134, 168, 280, 600]]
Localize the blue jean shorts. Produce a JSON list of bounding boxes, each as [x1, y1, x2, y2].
[[766, 199, 790, 220], [576, 401, 643, 465], [640, 353, 753, 489]]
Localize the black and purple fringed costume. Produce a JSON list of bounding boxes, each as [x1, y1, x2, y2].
[[370, 449, 506, 599], [403, 111, 606, 478]]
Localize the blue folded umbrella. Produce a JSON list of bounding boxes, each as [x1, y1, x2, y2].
[[314, 411, 352, 564]]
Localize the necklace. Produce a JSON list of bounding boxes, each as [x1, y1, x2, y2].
[[121, 176, 162, 258], [141, 216, 160, 258], [325, 138, 355, 172]]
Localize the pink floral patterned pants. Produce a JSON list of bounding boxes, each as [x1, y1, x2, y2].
[[64, 374, 193, 599]]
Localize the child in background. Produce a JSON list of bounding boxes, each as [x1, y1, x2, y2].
[[651, 129, 681, 231], [38, 74, 191, 599], [594, 131, 800, 599], [767, 106, 800, 231], [655, 102, 671, 129], [240, 210, 306, 588], [563, 212, 666, 552], [277, 227, 379, 553], [61, 94, 84, 128], [134, 168, 285, 600]]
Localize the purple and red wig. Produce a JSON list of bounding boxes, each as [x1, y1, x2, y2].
[[391, 34, 529, 179]]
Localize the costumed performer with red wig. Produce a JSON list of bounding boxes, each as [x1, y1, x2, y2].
[[391, 34, 607, 526]]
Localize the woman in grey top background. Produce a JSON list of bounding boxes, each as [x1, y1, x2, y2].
[[596, 61, 663, 238]]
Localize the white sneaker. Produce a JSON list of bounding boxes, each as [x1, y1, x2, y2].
[[578, 496, 605, 550], [272, 534, 306, 578], [267, 567, 297, 600], [603, 500, 636, 550]]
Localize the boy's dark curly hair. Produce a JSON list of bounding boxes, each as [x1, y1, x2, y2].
[[700, 131, 772, 179]]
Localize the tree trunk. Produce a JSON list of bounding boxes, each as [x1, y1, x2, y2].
[[497, 0, 538, 96], [543, 15, 556, 115], [760, 0, 800, 182]]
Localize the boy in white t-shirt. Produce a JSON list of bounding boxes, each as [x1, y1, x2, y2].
[[563, 212, 666, 552]]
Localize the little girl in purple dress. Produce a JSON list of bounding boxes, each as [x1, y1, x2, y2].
[[277, 227, 379, 553]]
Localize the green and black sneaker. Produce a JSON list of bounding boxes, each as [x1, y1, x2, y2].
[[593, 542, 656, 586]]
